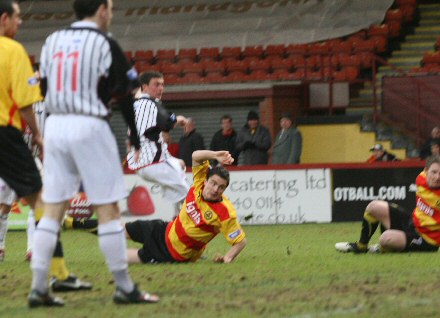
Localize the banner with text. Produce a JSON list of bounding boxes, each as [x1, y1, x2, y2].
[[119, 168, 332, 225], [332, 167, 421, 222]]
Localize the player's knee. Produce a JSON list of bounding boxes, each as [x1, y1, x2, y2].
[[379, 230, 405, 251]]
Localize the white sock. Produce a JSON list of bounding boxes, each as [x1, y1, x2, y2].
[[0, 213, 8, 249], [27, 209, 35, 252], [31, 217, 60, 293], [98, 220, 134, 293]]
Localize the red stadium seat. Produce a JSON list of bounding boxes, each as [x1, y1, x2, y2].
[[204, 72, 227, 83], [243, 46, 264, 60], [275, 69, 303, 81], [308, 42, 330, 55], [400, 5, 416, 22], [353, 39, 375, 53], [386, 21, 402, 38], [422, 52, 440, 65], [342, 66, 360, 81], [265, 44, 286, 58], [330, 41, 352, 54], [248, 59, 270, 72], [221, 47, 242, 61], [180, 62, 204, 76], [134, 61, 150, 73], [270, 57, 294, 72], [357, 52, 374, 68], [368, 24, 390, 38], [370, 36, 388, 53], [156, 49, 176, 64], [163, 73, 181, 85], [180, 72, 204, 84], [134, 50, 154, 63], [161, 63, 182, 76], [225, 59, 248, 75], [203, 60, 226, 76], [338, 55, 361, 68], [177, 48, 198, 63], [223, 72, 248, 83], [247, 69, 271, 82], [199, 47, 220, 62], [386, 9, 404, 23], [307, 55, 334, 68], [285, 44, 308, 58]]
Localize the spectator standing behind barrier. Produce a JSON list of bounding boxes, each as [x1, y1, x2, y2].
[[236, 110, 272, 165], [272, 112, 302, 164], [210, 114, 238, 166], [429, 139, 440, 156], [366, 144, 398, 162], [419, 126, 440, 159], [178, 118, 205, 167]]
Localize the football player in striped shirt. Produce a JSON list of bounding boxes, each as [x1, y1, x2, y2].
[[126, 71, 189, 216], [336, 155, 440, 254], [124, 150, 247, 264], [29, 0, 158, 307]]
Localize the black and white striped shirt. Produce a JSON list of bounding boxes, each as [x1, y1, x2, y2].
[[40, 21, 140, 148], [127, 94, 177, 170]]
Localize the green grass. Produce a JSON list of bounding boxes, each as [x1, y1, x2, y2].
[[1, 223, 440, 318]]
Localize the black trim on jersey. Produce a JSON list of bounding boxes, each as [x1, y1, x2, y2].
[[40, 78, 47, 97], [137, 97, 177, 133]]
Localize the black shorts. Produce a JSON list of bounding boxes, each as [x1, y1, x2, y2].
[[125, 219, 176, 263], [0, 126, 42, 198], [388, 203, 439, 252]]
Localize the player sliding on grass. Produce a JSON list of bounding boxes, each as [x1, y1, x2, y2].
[[124, 150, 247, 264], [336, 155, 440, 254]]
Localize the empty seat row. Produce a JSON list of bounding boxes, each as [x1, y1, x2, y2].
[[161, 65, 360, 85]]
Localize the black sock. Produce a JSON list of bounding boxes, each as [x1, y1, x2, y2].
[[359, 211, 379, 245]]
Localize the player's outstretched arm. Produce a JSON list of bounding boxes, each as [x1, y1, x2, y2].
[[192, 150, 234, 167], [213, 238, 247, 264]]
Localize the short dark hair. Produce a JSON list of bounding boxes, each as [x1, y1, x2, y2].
[[425, 155, 440, 169], [139, 71, 164, 86], [0, 0, 15, 16], [221, 114, 232, 122], [73, 0, 107, 20], [207, 166, 230, 187]]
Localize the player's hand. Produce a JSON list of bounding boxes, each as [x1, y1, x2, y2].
[[215, 151, 234, 166], [212, 253, 225, 263], [175, 115, 187, 127]]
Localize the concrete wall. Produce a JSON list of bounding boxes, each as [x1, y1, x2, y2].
[[298, 123, 406, 163]]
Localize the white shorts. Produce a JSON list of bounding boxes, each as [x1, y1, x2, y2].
[[43, 114, 127, 205], [0, 177, 16, 206], [137, 156, 189, 203]]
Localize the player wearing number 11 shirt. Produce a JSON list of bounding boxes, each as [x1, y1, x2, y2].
[[29, 0, 158, 308]]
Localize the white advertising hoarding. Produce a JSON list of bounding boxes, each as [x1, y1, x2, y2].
[[120, 168, 332, 225]]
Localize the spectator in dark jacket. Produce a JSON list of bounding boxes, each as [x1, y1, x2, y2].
[[178, 118, 205, 167], [236, 111, 272, 165], [420, 126, 440, 159], [272, 112, 302, 164], [210, 114, 238, 166]]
